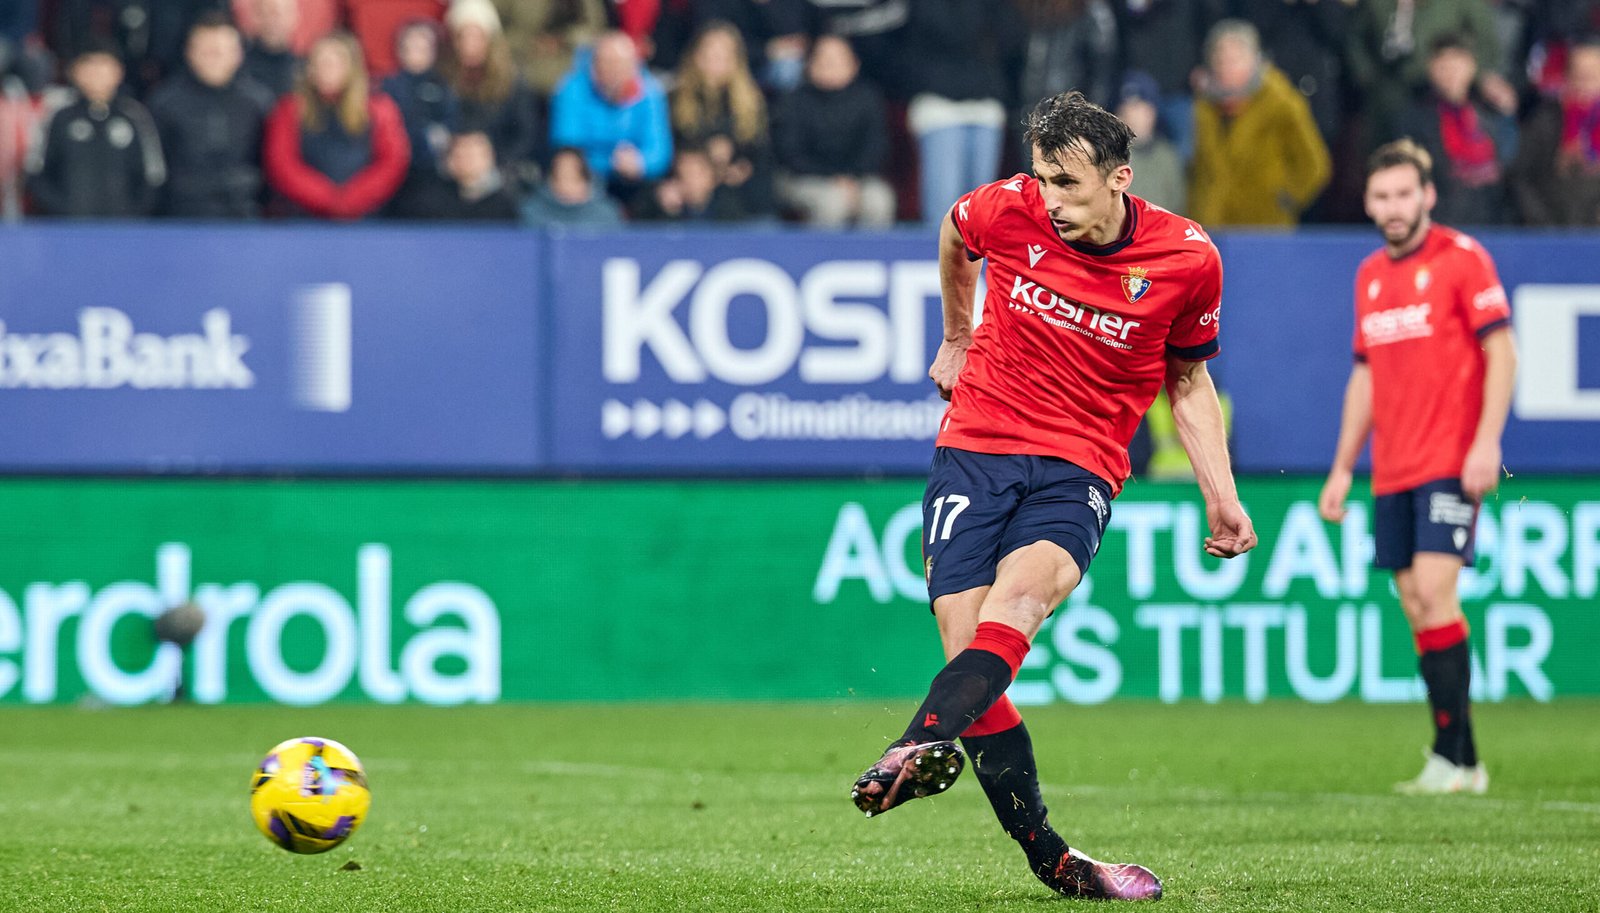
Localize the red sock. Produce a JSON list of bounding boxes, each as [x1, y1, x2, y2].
[[970, 621, 1031, 676], [1415, 618, 1469, 653], [965, 695, 1023, 736]]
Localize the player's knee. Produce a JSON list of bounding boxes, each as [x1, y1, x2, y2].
[[987, 577, 1074, 627], [1413, 587, 1460, 624]]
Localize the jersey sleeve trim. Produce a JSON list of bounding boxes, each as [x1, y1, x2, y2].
[[949, 209, 982, 261], [1353, 352, 1368, 363], [1167, 339, 1220, 361], [1474, 317, 1510, 338]]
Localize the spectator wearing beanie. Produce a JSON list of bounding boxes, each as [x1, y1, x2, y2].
[[263, 32, 410, 219], [1116, 70, 1186, 215], [439, 0, 542, 187]]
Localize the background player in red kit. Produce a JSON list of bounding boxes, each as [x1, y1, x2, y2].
[[849, 92, 1256, 901], [1319, 139, 1517, 795]]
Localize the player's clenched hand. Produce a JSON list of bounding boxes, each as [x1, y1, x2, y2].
[[1318, 467, 1352, 523], [1204, 500, 1257, 558], [1462, 439, 1502, 501], [929, 339, 971, 401]]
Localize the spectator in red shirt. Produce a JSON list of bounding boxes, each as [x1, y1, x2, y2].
[[1511, 39, 1600, 225], [263, 31, 409, 219]]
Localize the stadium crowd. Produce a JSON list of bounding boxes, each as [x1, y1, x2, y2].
[[0, 0, 1597, 227]]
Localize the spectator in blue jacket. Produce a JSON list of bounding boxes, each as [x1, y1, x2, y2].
[[550, 30, 670, 205]]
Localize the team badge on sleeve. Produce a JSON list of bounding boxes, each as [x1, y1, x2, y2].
[[1122, 267, 1152, 303]]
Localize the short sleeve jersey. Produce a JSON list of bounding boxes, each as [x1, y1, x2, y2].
[[939, 175, 1224, 494], [1353, 224, 1511, 496]]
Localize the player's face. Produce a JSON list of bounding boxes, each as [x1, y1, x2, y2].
[[1364, 164, 1436, 248], [1032, 143, 1131, 244]]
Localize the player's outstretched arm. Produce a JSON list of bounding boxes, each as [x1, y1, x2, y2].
[[931, 206, 980, 401], [1462, 327, 1517, 501], [1318, 363, 1373, 522], [1165, 357, 1257, 559]]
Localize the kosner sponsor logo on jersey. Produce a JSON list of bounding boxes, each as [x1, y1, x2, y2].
[[1007, 276, 1141, 350], [599, 257, 947, 441], [811, 496, 1598, 703], [1360, 303, 1434, 347], [0, 544, 500, 706]]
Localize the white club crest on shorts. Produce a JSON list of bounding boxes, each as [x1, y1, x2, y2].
[[1453, 527, 1468, 550]]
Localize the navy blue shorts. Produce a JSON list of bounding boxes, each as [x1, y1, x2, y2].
[[1373, 478, 1478, 570], [922, 447, 1114, 603]]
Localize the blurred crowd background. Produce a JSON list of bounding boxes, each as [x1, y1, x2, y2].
[[1, 0, 1597, 229]]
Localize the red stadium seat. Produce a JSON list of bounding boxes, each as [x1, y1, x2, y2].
[[344, 0, 448, 78], [0, 86, 43, 219]]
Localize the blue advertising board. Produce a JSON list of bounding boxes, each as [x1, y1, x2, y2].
[[1, 224, 1598, 475], [1218, 231, 1600, 474], [544, 229, 947, 472], [0, 225, 542, 472]]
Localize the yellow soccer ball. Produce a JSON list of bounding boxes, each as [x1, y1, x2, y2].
[[249, 737, 371, 854]]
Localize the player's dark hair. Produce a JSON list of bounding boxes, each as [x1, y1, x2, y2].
[[1368, 137, 1434, 186], [1022, 91, 1133, 174]]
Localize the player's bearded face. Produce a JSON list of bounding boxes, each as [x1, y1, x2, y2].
[[1365, 165, 1434, 248], [1033, 145, 1125, 244]]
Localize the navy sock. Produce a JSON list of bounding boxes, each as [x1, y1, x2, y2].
[[962, 723, 1069, 874], [898, 648, 1015, 744], [1419, 639, 1477, 767]]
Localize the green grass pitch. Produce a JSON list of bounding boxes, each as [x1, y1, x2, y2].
[[2, 701, 1597, 912]]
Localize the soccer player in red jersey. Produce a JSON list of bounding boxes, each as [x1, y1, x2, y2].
[[849, 92, 1256, 900], [1319, 139, 1517, 795]]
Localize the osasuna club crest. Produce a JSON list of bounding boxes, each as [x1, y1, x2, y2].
[[1122, 267, 1152, 303]]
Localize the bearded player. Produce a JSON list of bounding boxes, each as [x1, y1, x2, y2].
[[1319, 139, 1516, 795], [848, 91, 1256, 900]]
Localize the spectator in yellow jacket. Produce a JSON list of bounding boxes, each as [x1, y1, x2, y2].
[[1189, 19, 1331, 227]]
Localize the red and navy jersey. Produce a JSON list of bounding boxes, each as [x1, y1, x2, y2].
[[940, 174, 1224, 494], [1353, 224, 1511, 496]]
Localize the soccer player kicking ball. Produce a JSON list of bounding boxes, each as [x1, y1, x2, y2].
[[1319, 139, 1516, 796], [849, 92, 1256, 900]]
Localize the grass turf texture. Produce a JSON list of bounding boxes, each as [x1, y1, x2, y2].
[[2, 702, 1596, 912]]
